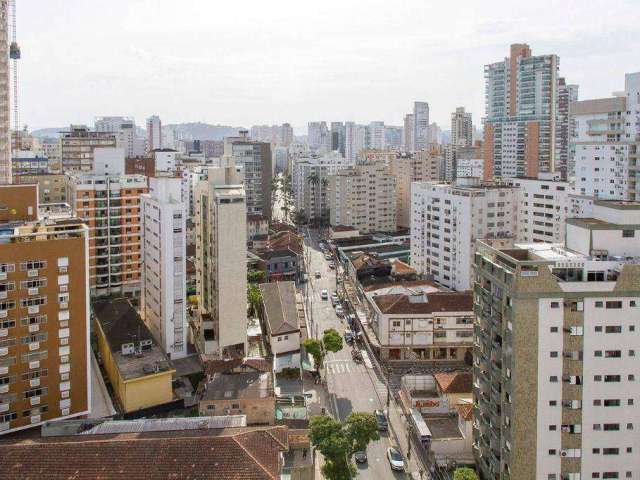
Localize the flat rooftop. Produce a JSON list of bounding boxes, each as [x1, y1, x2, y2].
[[424, 415, 463, 440], [202, 371, 273, 401], [93, 298, 174, 381]]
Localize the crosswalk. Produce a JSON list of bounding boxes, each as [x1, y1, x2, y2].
[[324, 360, 367, 375]]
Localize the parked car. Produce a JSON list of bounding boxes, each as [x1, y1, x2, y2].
[[344, 329, 354, 345], [386, 447, 404, 471], [346, 314, 356, 328], [328, 262, 335, 269], [315, 271, 321, 278], [375, 409, 388, 431], [330, 294, 339, 306], [324, 253, 332, 261], [335, 305, 344, 317], [354, 450, 368, 464], [321, 289, 328, 300]]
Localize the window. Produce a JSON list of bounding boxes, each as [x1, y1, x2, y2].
[[605, 350, 621, 358], [550, 301, 560, 308], [550, 376, 558, 383], [604, 399, 621, 407], [606, 301, 622, 309], [593, 448, 601, 454], [549, 425, 557, 431], [595, 301, 604, 308], [605, 326, 622, 333], [603, 424, 620, 431], [550, 327, 558, 333], [550, 351, 558, 358], [603, 448, 619, 455], [604, 375, 621, 382], [622, 230, 635, 238]]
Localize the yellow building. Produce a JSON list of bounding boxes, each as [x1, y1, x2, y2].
[[93, 298, 175, 413]]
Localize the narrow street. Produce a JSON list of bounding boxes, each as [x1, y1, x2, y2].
[[302, 227, 417, 480]]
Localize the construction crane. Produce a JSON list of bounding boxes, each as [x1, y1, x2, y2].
[[8, 0, 19, 132]]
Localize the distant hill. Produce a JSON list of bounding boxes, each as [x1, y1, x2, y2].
[[31, 127, 67, 139], [166, 122, 245, 141]]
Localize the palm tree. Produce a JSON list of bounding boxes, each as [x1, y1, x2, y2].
[[319, 177, 329, 226], [307, 172, 320, 224]]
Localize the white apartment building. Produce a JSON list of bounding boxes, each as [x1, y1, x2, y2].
[[146, 115, 162, 152], [364, 282, 474, 362], [368, 121, 386, 150], [140, 176, 187, 359], [307, 121, 330, 152], [94, 116, 145, 159], [572, 72, 640, 201], [411, 179, 517, 291], [390, 152, 441, 228], [328, 162, 396, 234], [345, 122, 366, 162], [194, 166, 247, 358], [451, 107, 473, 148], [456, 158, 484, 179], [413, 102, 430, 151], [506, 174, 570, 244], [473, 201, 640, 480], [292, 151, 352, 223]]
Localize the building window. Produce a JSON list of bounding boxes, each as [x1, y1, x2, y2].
[[622, 230, 635, 238], [606, 301, 622, 309]]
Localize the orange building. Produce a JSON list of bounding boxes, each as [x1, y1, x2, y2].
[[67, 174, 147, 298], [0, 184, 90, 435]]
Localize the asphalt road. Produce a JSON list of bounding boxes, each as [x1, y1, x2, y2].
[[302, 227, 409, 480]]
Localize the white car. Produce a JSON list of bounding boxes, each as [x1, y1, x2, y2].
[[321, 289, 328, 300], [335, 305, 344, 316], [386, 447, 404, 472]]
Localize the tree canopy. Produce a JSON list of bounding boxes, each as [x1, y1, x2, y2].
[[302, 338, 323, 370], [453, 467, 479, 480], [322, 328, 343, 353], [309, 412, 379, 480]]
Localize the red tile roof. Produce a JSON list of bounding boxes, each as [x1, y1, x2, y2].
[[372, 292, 473, 315], [456, 403, 473, 421], [433, 372, 474, 394], [0, 426, 288, 480]]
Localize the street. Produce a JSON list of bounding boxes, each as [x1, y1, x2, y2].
[[302, 227, 416, 480]]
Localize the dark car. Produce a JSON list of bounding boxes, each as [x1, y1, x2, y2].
[[344, 330, 354, 344], [375, 409, 388, 431], [354, 450, 368, 464]]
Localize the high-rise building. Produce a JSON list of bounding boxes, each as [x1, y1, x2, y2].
[[344, 122, 366, 163], [451, 107, 473, 148], [403, 114, 414, 152], [572, 72, 640, 200], [223, 132, 272, 220], [473, 201, 640, 480], [307, 122, 330, 152], [330, 122, 345, 155], [484, 44, 562, 179], [506, 174, 570, 244], [146, 115, 162, 153], [140, 176, 187, 360], [0, 184, 90, 435], [384, 126, 403, 150], [557, 79, 579, 180], [95, 116, 145, 159], [292, 151, 353, 223], [194, 166, 247, 358], [427, 122, 442, 145], [280, 123, 294, 148], [328, 161, 396, 234], [411, 178, 517, 290], [367, 121, 386, 150], [390, 151, 441, 228], [67, 173, 147, 297], [60, 126, 117, 172], [0, 2, 10, 184], [413, 102, 430, 151]]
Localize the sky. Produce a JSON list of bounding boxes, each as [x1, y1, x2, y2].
[[18, 0, 640, 133]]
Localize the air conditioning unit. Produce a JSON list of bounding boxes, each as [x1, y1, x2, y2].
[[28, 287, 39, 296], [27, 269, 38, 278]]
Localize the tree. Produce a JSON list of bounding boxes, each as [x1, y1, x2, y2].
[[453, 467, 479, 480], [322, 328, 343, 354], [247, 270, 265, 284], [309, 412, 379, 480], [247, 283, 262, 317], [345, 412, 380, 452], [293, 209, 307, 227], [302, 338, 323, 370]]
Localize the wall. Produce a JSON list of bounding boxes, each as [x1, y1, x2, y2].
[[199, 397, 275, 425]]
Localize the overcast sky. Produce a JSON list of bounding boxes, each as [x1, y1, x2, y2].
[[19, 0, 640, 133]]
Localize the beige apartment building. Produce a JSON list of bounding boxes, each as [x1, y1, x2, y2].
[[194, 166, 247, 359], [60, 125, 117, 172], [67, 173, 147, 297], [328, 161, 396, 234], [15, 174, 69, 204], [0, 184, 90, 435], [390, 151, 442, 228], [473, 201, 640, 480]]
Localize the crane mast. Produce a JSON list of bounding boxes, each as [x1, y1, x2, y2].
[[8, 0, 18, 132]]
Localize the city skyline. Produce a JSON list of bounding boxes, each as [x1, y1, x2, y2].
[[18, 0, 640, 131]]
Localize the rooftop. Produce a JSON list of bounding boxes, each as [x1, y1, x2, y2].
[[571, 96, 626, 115], [202, 371, 274, 401], [0, 425, 288, 480], [424, 415, 463, 440], [259, 281, 300, 336], [433, 372, 473, 394], [372, 292, 473, 315], [92, 298, 174, 381]]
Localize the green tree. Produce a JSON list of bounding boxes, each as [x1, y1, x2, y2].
[[309, 412, 379, 480], [247, 283, 262, 317], [247, 270, 265, 284], [322, 328, 343, 354], [293, 209, 307, 227], [302, 338, 323, 370], [453, 467, 479, 480]]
